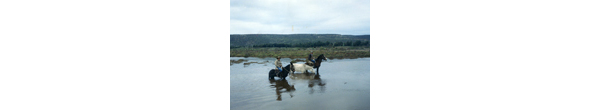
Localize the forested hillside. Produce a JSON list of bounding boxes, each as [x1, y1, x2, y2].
[[230, 34, 369, 47]]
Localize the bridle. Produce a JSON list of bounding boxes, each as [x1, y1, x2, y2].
[[315, 55, 327, 64]]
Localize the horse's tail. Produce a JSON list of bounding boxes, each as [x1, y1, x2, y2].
[[268, 69, 276, 79]]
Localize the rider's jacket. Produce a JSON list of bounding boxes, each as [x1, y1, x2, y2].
[[274, 59, 282, 68]]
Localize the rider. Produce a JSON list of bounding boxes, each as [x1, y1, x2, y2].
[[275, 56, 283, 72], [308, 51, 316, 64]]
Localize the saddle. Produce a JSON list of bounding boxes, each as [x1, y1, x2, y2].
[[273, 68, 281, 76], [305, 59, 314, 66]]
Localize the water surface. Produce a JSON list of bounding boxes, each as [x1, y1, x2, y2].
[[230, 57, 370, 110]]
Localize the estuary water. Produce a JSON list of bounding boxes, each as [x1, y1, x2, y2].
[[230, 57, 370, 110]]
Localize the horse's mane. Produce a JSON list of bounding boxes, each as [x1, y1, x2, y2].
[[278, 64, 292, 78], [282, 63, 294, 72], [283, 64, 291, 69], [316, 54, 325, 60]]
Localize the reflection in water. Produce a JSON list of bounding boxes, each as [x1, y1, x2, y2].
[[269, 79, 295, 101], [309, 74, 326, 94], [290, 73, 326, 94], [232, 58, 370, 110]]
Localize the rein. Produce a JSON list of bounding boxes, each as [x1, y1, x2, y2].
[[276, 62, 292, 74], [282, 66, 289, 72]]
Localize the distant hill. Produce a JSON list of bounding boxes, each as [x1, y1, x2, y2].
[[230, 34, 369, 47]]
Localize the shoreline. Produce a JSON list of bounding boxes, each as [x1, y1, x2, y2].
[[230, 56, 369, 66], [230, 46, 369, 59]]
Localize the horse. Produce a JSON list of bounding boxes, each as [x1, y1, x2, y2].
[[269, 62, 294, 79], [292, 63, 315, 73], [293, 54, 327, 74]]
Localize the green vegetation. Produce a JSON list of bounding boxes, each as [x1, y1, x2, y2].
[[230, 34, 369, 47], [230, 46, 369, 59], [244, 40, 369, 48], [230, 34, 370, 59]]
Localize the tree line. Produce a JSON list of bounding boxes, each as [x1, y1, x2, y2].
[[230, 34, 370, 47], [250, 40, 369, 48]]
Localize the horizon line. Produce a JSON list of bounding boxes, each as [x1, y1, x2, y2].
[[230, 33, 370, 35]]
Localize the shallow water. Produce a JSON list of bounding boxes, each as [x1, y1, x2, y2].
[[230, 57, 370, 110]]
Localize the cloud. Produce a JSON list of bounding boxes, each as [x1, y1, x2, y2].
[[230, 0, 370, 35]]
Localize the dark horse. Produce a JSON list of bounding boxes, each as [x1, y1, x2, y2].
[[269, 62, 294, 79], [305, 54, 327, 74]]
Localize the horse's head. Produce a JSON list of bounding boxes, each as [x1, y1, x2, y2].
[[289, 62, 295, 71], [279, 64, 292, 78], [283, 64, 291, 71], [318, 54, 327, 61]]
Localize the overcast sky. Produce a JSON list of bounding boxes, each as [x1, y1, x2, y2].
[[231, 0, 369, 35]]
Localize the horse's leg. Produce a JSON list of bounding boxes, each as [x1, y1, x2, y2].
[[317, 68, 319, 74], [305, 66, 310, 73]]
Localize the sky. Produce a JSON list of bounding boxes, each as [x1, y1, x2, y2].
[[230, 0, 370, 35]]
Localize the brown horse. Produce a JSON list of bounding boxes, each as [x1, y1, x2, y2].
[[304, 54, 327, 74]]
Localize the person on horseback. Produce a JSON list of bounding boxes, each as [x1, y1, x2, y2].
[[308, 51, 316, 64], [275, 56, 283, 72]]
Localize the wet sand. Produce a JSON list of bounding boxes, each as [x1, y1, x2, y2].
[[230, 57, 370, 110]]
